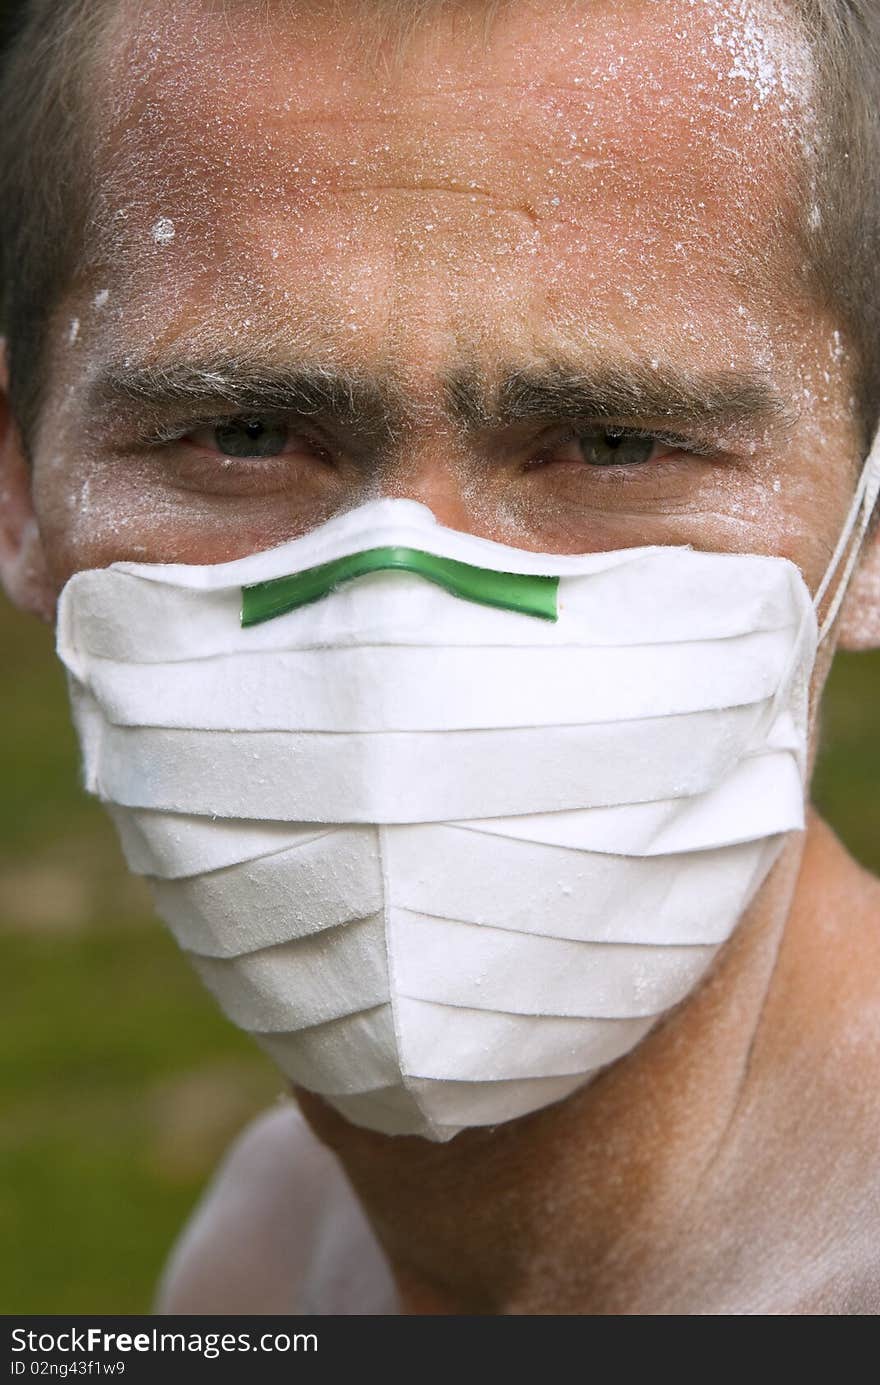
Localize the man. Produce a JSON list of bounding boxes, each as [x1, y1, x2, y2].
[[0, 0, 878, 1315]]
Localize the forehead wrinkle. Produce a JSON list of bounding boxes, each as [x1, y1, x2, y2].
[[95, 0, 814, 231], [77, 0, 824, 383]]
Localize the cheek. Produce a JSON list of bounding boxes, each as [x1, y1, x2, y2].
[[32, 448, 330, 588], [33, 452, 175, 587]]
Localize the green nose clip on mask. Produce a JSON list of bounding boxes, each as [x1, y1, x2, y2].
[[241, 546, 560, 626]]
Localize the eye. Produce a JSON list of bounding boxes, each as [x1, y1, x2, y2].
[[185, 416, 299, 459], [551, 428, 657, 468], [581, 429, 655, 466]]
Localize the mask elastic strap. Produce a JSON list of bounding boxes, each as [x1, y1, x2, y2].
[[813, 434, 880, 644]]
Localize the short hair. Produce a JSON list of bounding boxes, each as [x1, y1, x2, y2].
[[0, 0, 879, 453]]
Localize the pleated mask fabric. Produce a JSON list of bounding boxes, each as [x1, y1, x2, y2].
[[54, 451, 877, 1139]]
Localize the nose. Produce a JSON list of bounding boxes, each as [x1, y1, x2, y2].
[[376, 431, 478, 536]]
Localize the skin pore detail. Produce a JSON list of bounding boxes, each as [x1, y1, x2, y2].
[[3, 0, 879, 1314]]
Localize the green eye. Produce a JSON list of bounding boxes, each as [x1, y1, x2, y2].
[[580, 430, 654, 466], [213, 417, 289, 458]]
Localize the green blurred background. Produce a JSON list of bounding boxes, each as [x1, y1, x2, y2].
[[1, 596, 877, 1313]]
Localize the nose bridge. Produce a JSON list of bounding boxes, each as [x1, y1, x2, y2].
[[358, 338, 480, 529], [378, 450, 475, 531], [364, 302, 495, 533]]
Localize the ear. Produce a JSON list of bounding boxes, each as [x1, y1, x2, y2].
[[837, 519, 880, 650], [0, 339, 55, 622]]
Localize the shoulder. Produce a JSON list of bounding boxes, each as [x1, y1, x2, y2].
[[154, 1099, 399, 1315]]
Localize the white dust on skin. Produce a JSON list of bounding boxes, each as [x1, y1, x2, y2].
[[709, 0, 811, 111], [31, 0, 860, 611], [151, 216, 177, 244]]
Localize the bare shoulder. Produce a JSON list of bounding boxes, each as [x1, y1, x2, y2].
[[154, 1099, 399, 1315]]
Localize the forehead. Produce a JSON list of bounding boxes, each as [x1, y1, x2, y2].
[[86, 0, 816, 371]]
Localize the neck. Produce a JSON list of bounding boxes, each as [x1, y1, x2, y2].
[[296, 828, 810, 1314]]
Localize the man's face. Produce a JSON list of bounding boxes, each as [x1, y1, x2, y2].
[[10, 0, 868, 623]]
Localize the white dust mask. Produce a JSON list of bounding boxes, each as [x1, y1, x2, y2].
[[56, 440, 880, 1141]]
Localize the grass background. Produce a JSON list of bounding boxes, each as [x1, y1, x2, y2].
[[1, 596, 877, 1313]]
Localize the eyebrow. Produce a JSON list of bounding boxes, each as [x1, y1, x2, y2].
[[89, 358, 404, 448], [446, 359, 792, 436], [89, 352, 792, 450]]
